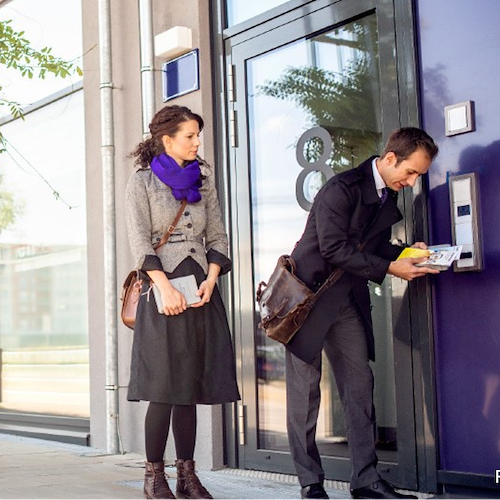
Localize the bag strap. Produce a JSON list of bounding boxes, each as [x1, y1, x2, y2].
[[309, 241, 367, 304], [153, 199, 188, 252]]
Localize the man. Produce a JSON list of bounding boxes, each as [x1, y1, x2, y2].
[[285, 128, 439, 499]]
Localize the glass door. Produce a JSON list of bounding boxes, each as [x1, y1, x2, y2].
[[226, 0, 418, 490]]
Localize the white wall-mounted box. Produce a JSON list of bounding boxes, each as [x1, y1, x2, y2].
[[155, 26, 193, 60]]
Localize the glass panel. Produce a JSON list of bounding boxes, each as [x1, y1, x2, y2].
[[249, 14, 398, 462], [0, 91, 89, 417], [226, 0, 290, 27], [0, 0, 83, 119]]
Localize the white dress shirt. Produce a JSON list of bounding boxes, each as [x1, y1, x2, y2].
[[371, 157, 387, 198]]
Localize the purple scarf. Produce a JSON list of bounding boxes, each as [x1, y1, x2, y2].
[[150, 153, 202, 203]]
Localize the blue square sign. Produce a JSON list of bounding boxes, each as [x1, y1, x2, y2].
[[162, 49, 200, 102]]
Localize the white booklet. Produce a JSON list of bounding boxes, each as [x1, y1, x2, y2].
[[152, 274, 201, 313], [398, 244, 463, 270], [417, 244, 463, 270]]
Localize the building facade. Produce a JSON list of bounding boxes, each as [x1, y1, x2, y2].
[[1, 0, 499, 496]]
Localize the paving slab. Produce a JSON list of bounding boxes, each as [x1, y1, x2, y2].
[[0, 433, 436, 499]]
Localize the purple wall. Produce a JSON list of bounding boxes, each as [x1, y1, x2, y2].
[[418, 0, 500, 474]]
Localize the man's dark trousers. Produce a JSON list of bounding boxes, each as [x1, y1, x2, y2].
[[285, 292, 381, 490]]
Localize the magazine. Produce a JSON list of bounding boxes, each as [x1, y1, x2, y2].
[[397, 245, 463, 271], [152, 274, 201, 313]]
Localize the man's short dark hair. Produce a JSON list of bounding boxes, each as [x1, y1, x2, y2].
[[381, 127, 439, 163]]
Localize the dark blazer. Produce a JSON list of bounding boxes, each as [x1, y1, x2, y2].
[[286, 157, 403, 364]]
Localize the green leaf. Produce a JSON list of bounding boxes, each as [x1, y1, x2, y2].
[[1, 18, 84, 135]]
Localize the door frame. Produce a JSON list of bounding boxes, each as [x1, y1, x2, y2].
[[212, 0, 438, 493]]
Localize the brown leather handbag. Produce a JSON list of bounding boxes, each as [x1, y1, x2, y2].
[[121, 200, 187, 329], [256, 243, 366, 345]]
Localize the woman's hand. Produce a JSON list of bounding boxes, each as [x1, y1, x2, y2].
[[190, 263, 221, 308], [160, 283, 187, 316], [190, 277, 216, 308], [146, 269, 187, 316]]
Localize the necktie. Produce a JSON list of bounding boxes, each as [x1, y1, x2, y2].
[[380, 187, 388, 204]]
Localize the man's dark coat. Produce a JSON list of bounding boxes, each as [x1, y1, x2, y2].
[[287, 157, 404, 364]]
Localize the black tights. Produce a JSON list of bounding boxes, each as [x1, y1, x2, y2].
[[145, 402, 197, 463]]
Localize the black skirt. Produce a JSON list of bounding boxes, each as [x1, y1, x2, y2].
[[127, 257, 241, 405]]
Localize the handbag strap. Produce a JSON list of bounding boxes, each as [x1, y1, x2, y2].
[[309, 241, 367, 304], [153, 199, 188, 252]]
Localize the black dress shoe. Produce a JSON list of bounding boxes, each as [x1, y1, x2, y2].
[[301, 482, 329, 499], [350, 479, 417, 499]]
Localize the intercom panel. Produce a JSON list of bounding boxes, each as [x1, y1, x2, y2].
[[448, 173, 482, 272]]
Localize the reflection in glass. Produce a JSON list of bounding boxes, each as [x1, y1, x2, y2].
[[303, 170, 325, 203], [0, 91, 89, 417], [226, 0, 290, 28], [0, 0, 83, 119], [248, 15, 398, 462]]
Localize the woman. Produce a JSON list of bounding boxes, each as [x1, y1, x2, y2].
[[125, 105, 240, 499]]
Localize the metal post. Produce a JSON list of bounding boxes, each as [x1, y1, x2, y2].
[[0, 348, 3, 403], [98, 0, 119, 454], [139, 0, 156, 137]]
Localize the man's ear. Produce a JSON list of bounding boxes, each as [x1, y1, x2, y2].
[[384, 151, 398, 166]]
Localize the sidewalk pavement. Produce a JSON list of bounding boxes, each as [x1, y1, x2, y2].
[[0, 433, 432, 499]]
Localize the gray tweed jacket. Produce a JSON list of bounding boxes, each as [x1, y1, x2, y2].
[[125, 159, 231, 275]]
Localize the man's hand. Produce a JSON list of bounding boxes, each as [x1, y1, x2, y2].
[[411, 241, 429, 250], [388, 257, 440, 281]]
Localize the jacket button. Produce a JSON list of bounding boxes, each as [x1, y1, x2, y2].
[[190, 248, 196, 253], [187, 223, 193, 228]]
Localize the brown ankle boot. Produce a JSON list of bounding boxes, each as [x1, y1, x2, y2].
[[144, 461, 175, 499], [175, 459, 213, 499]]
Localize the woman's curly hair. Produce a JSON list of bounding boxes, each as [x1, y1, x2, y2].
[[130, 105, 204, 168]]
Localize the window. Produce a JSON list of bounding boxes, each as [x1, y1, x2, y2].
[[225, 0, 291, 27], [0, 0, 88, 418]]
